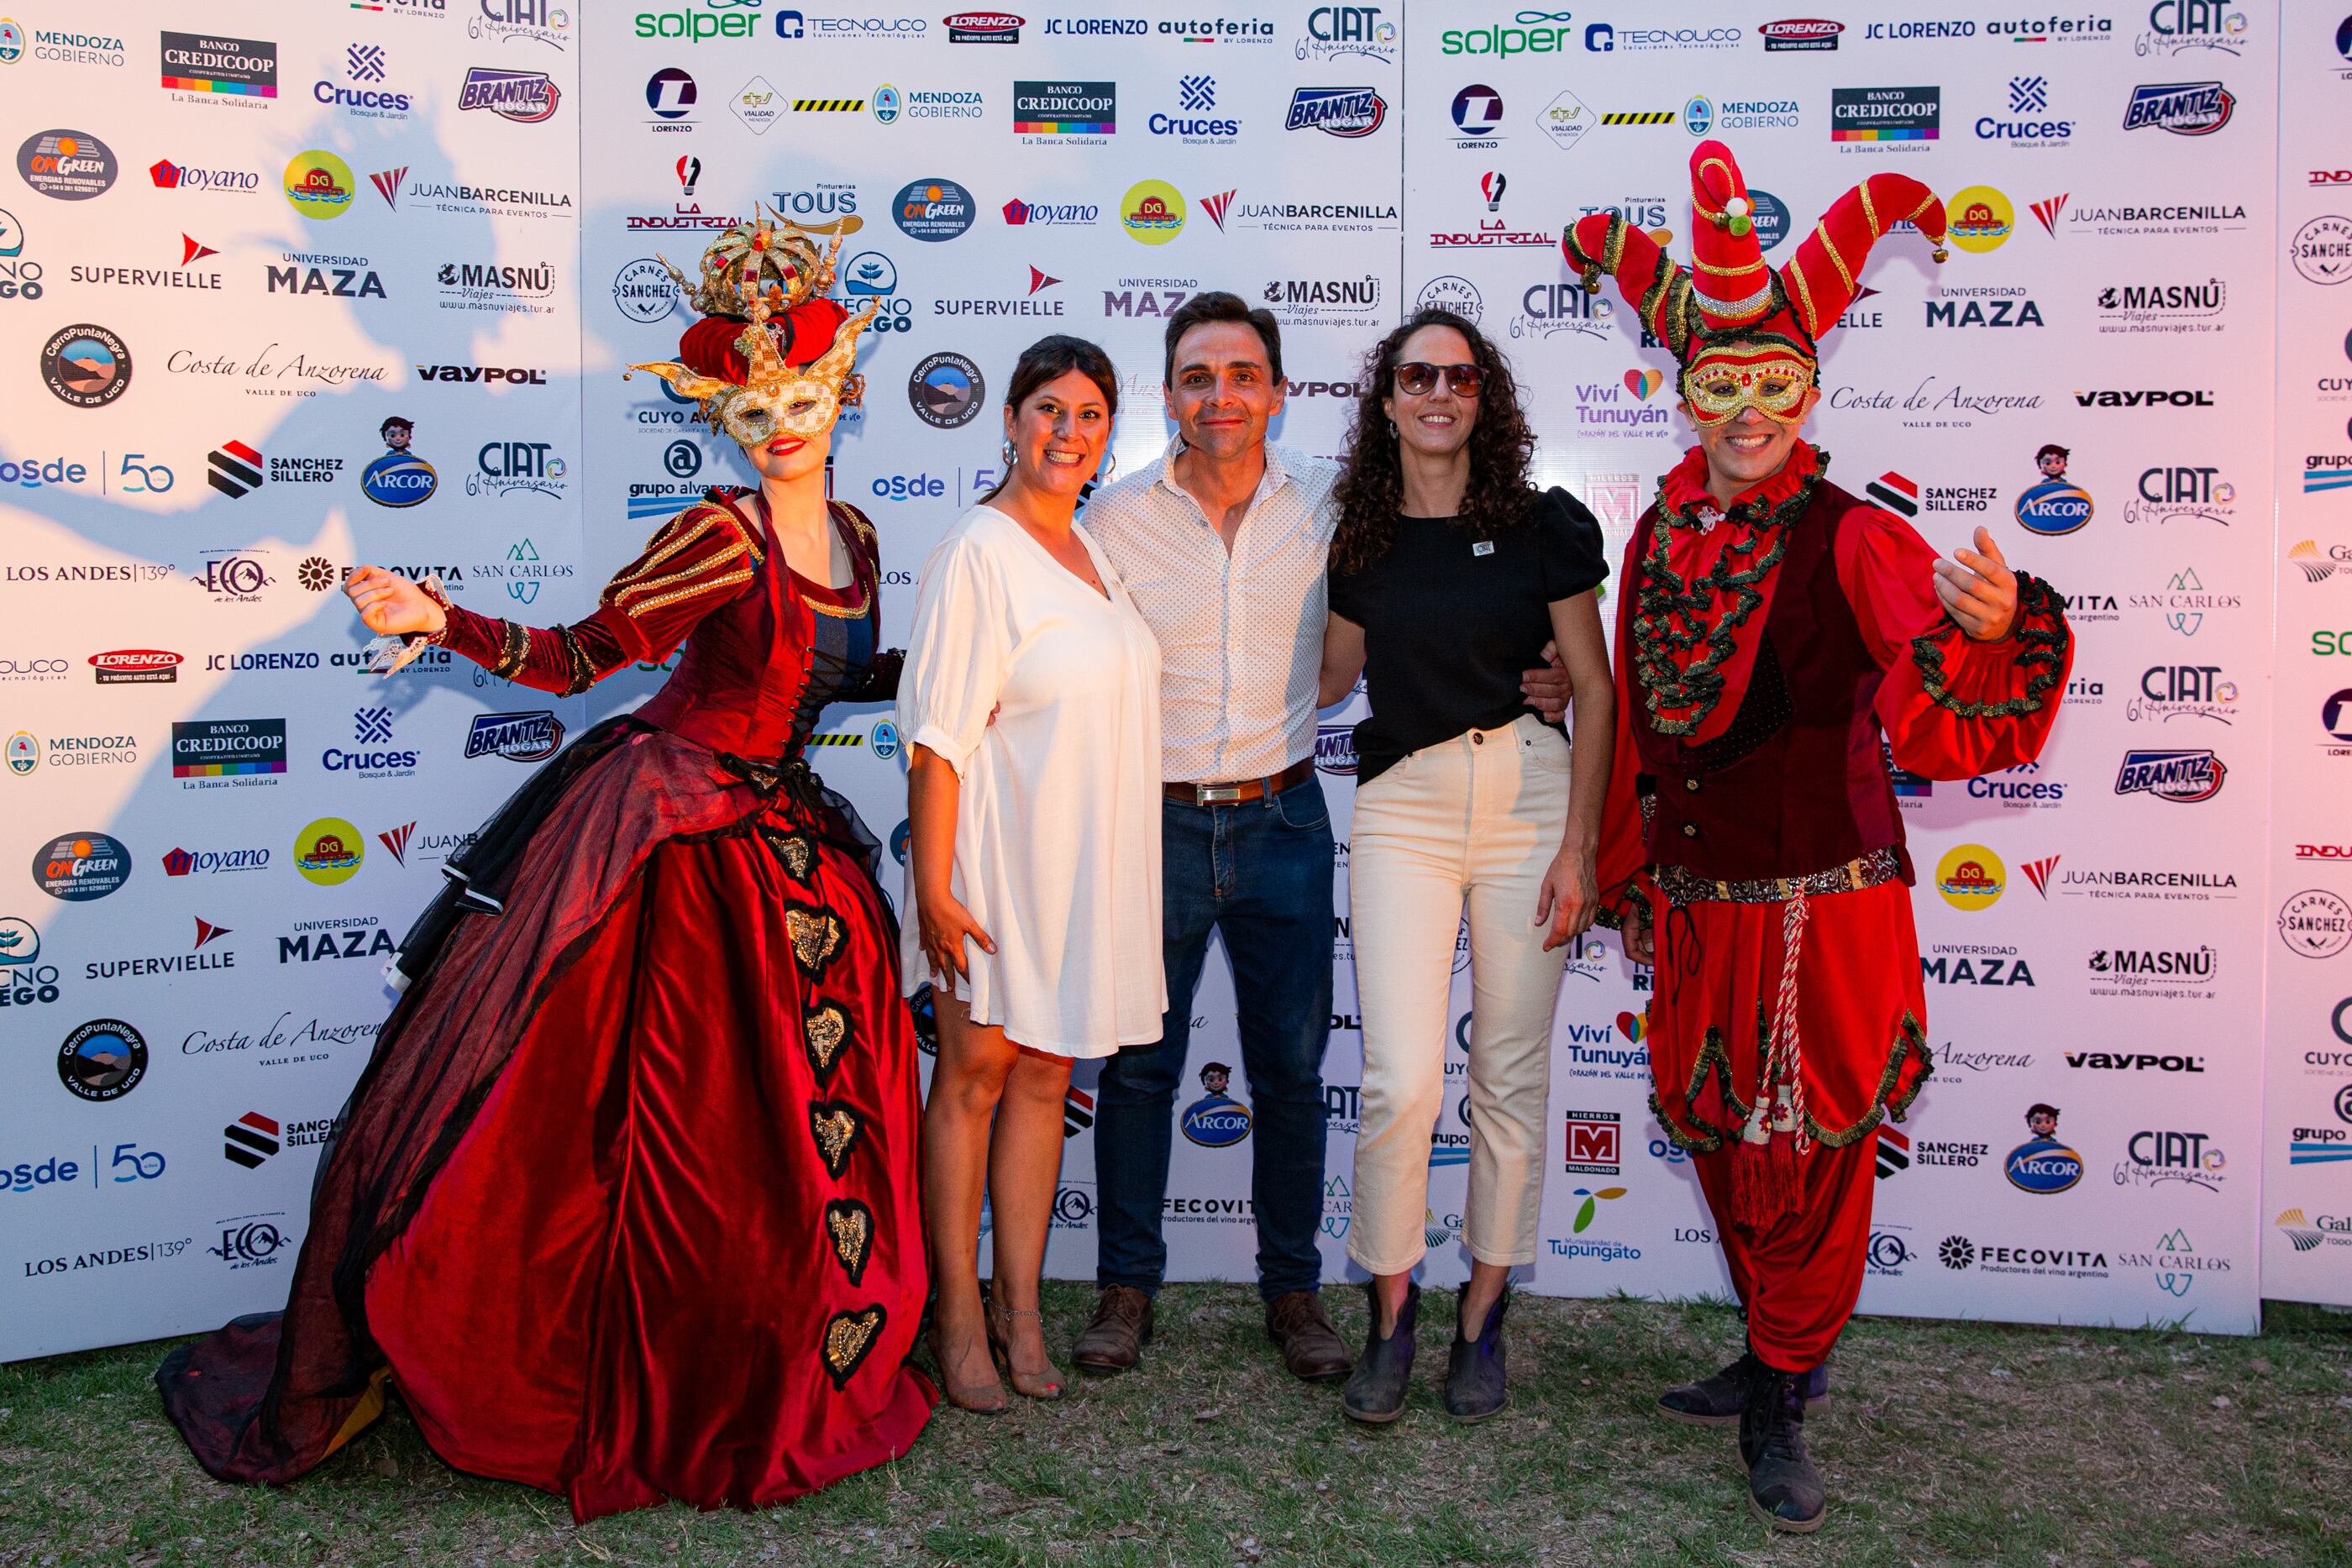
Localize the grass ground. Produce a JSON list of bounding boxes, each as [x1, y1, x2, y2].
[[3, 1284, 2348, 1567]]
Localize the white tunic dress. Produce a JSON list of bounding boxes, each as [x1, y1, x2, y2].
[[896, 504, 1167, 1057]]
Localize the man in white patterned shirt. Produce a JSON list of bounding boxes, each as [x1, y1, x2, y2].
[[1079, 293, 1571, 1382]]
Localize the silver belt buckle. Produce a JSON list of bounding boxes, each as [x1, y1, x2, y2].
[[1194, 781, 1245, 804]]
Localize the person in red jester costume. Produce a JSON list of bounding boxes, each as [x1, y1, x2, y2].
[[1564, 142, 2073, 1532]]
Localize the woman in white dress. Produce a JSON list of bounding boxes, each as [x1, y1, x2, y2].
[[898, 335, 1165, 1412]]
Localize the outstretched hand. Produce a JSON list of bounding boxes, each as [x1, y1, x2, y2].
[[1932, 527, 2018, 642], [344, 565, 448, 638]]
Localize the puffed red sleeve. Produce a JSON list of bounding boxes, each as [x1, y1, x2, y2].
[[1593, 528, 1656, 931], [425, 496, 763, 695], [1835, 503, 2073, 782]]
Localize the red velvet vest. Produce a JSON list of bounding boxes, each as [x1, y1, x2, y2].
[[1630, 478, 1911, 884]]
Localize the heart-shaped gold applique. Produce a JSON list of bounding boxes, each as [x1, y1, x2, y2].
[[786, 905, 844, 977], [808, 1100, 863, 1177], [821, 1304, 885, 1390], [805, 1003, 850, 1083], [764, 830, 814, 882], [824, 1198, 874, 1287]]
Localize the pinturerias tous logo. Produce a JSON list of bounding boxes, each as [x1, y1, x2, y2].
[[1180, 1061, 1252, 1147]]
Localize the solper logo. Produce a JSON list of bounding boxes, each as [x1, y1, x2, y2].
[[1935, 844, 2006, 910]]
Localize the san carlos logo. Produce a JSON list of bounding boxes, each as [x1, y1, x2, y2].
[[2004, 1103, 2084, 1193], [1180, 1061, 1252, 1147]]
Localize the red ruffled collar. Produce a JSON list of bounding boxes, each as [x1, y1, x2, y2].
[[1659, 441, 1822, 532]]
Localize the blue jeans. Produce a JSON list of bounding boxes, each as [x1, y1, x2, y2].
[[1094, 776, 1336, 1303]]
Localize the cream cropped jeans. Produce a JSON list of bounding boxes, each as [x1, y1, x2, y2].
[[1346, 713, 1571, 1275]]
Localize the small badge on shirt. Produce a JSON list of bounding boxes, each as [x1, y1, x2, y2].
[[1472, 540, 1495, 557]]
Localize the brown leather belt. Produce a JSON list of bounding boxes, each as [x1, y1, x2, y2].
[[1163, 757, 1315, 807]]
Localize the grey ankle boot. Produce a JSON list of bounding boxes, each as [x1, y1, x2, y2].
[[1443, 1283, 1509, 1423], [1341, 1280, 1419, 1424]]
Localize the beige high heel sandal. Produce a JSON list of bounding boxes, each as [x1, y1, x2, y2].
[[984, 1299, 1066, 1401]]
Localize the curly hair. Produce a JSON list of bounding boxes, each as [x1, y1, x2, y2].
[[1331, 308, 1538, 578]]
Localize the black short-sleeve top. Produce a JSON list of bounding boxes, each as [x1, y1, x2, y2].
[[1327, 485, 1609, 784]]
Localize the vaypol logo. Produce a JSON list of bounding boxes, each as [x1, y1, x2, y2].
[[1180, 1062, 1252, 1147], [2004, 1103, 2083, 1193]]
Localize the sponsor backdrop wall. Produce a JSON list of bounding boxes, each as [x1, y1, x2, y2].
[[1, 0, 2339, 1362]]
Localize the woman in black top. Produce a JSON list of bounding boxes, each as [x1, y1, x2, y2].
[[1318, 307, 1614, 1424]]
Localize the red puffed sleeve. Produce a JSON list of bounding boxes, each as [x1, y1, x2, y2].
[[1835, 503, 2073, 782], [1593, 527, 1657, 931], [424, 494, 764, 695]]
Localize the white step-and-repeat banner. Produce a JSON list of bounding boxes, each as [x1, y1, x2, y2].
[[3, 0, 2340, 1361]]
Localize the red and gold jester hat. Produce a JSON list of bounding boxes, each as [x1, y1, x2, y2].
[[627, 208, 874, 447], [1562, 139, 1949, 426]]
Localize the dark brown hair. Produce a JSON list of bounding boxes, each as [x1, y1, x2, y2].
[[982, 334, 1120, 502], [1331, 307, 1537, 577], [1163, 291, 1284, 388]]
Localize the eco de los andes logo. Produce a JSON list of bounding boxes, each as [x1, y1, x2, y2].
[[32, 831, 130, 901], [2003, 1103, 2084, 1193], [38, 323, 131, 408], [58, 1019, 147, 1101], [1180, 1062, 1252, 1147], [361, 416, 437, 507]]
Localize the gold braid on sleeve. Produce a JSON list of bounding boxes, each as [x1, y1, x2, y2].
[[557, 625, 598, 696], [491, 619, 529, 680]]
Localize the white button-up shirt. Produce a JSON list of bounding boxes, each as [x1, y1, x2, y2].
[[1086, 435, 1340, 784]]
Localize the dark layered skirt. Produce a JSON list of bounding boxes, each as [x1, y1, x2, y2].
[[158, 718, 934, 1521]]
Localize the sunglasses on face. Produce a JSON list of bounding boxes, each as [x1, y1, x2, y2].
[[1391, 360, 1484, 397]]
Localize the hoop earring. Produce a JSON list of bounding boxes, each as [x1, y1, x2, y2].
[[1098, 449, 1117, 480], [1001, 440, 1017, 469], [1386, 418, 1399, 439]]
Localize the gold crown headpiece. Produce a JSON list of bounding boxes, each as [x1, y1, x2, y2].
[[626, 207, 876, 447]]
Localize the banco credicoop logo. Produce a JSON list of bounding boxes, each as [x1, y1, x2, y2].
[[361, 414, 435, 506], [2004, 1102, 2084, 1193], [1180, 1061, 1252, 1147], [58, 1018, 145, 1101], [2014, 442, 2092, 534]]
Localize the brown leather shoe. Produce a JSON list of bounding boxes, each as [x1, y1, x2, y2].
[[1071, 1286, 1152, 1376], [1266, 1290, 1353, 1382]]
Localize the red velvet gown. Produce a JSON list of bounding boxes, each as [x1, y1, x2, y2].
[[159, 489, 935, 1521], [1596, 445, 2072, 1370]]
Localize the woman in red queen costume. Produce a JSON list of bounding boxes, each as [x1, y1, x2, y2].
[[1565, 144, 2072, 1532], [158, 213, 935, 1521]]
